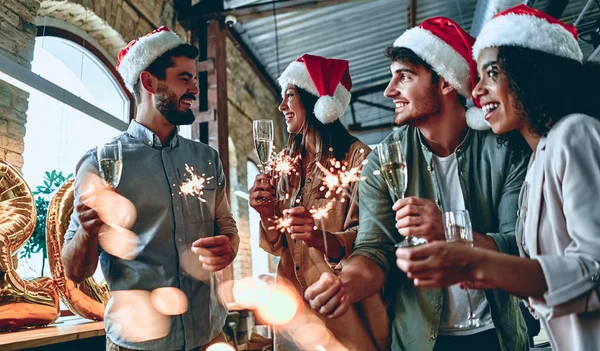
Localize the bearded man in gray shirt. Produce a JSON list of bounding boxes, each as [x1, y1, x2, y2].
[[62, 27, 239, 351]]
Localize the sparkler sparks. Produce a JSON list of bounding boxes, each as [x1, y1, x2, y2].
[[310, 201, 336, 256], [268, 152, 300, 179], [179, 164, 214, 202], [309, 202, 334, 221], [268, 215, 293, 233], [316, 153, 367, 199]]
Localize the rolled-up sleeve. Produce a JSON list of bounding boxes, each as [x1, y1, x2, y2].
[[488, 151, 529, 255], [258, 221, 285, 256], [533, 117, 600, 318], [349, 147, 398, 276], [64, 150, 98, 245]]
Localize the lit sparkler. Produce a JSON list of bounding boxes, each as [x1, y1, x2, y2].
[[316, 156, 367, 199], [179, 164, 214, 202], [268, 214, 293, 233], [310, 202, 335, 256], [268, 152, 301, 179], [316, 152, 399, 245]]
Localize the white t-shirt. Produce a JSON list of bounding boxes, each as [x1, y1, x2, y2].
[[432, 153, 495, 336]]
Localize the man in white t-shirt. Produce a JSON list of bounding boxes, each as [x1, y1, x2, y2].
[[304, 17, 529, 351]]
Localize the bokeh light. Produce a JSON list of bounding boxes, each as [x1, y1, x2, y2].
[[255, 284, 299, 326], [206, 343, 235, 351], [97, 224, 139, 260], [105, 290, 170, 343], [150, 287, 188, 316]]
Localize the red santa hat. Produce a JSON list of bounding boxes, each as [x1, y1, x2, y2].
[[473, 5, 583, 63], [278, 54, 352, 124], [468, 5, 583, 130], [116, 26, 186, 92], [392, 17, 488, 130]]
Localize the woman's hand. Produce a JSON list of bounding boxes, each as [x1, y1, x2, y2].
[[249, 174, 276, 218], [395, 241, 479, 288], [288, 206, 342, 258]]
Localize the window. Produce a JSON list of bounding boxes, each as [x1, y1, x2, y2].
[[7, 30, 131, 283], [247, 160, 278, 278]]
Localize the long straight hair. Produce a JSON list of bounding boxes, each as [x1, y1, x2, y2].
[[279, 86, 358, 199]]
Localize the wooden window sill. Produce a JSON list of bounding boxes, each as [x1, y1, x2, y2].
[[0, 316, 104, 351]]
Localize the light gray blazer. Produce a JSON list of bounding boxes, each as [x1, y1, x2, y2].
[[517, 114, 600, 351]]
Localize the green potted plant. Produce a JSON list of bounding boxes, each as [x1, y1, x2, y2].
[[19, 170, 72, 277]]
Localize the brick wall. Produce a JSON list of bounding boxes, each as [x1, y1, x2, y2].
[[1, 0, 282, 281], [0, 0, 187, 171], [226, 36, 283, 280], [0, 0, 39, 170]]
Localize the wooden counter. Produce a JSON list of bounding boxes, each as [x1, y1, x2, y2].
[[0, 316, 104, 351]]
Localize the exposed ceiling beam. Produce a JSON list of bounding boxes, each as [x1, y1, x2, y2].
[[351, 82, 389, 98], [574, 0, 595, 27], [224, 0, 367, 21], [353, 98, 394, 112], [408, 0, 417, 28]]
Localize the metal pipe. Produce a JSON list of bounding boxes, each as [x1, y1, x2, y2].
[[574, 0, 595, 27]]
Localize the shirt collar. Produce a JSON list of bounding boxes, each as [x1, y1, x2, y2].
[[416, 128, 472, 160], [127, 120, 179, 149]]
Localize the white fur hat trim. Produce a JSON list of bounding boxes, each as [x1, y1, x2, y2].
[[472, 13, 583, 63], [394, 27, 471, 97], [118, 31, 186, 91]]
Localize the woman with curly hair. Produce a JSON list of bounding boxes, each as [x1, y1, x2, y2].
[[394, 5, 600, 350], [248, 54, 388, 351]]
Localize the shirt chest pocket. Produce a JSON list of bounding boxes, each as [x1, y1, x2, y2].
[[183, 177, 218, 223]]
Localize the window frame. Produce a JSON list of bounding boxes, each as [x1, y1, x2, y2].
[[36, 26, 135, 122]]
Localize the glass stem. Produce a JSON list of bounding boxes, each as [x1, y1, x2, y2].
[[465, 287, 474, 326]]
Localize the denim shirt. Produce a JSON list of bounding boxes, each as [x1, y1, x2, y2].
[[352, 126, 529, 351], [65, 121, 238, 350]]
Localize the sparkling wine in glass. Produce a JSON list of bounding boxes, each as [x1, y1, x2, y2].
[[378, 140, 426, 248], [97, 140, 122, 188], [253, 120, 274, 173], [444, 210, 485, 329]]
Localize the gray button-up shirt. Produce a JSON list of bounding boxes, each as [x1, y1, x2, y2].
[[65, 120, 238, 350]]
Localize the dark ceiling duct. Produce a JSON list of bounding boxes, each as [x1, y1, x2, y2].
[[532, 0, 570, 19]]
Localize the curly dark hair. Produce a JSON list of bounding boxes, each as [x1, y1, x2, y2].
[[495, 46, 600, 152]]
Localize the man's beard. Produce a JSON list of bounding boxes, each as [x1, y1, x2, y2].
[[155, 84, 195, 126], [394, 85, 441, 127]]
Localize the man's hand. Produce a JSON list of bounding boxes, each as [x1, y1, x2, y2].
[[192, 235, 236, 272], [76, 202, 104, 238], [249, 174, 276, 218], [304, 272, 351, 319], [393, 197, 445, 242]]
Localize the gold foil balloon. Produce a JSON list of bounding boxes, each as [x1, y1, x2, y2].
[[0, 161, 60, 330], [46, 179, 110, 320]]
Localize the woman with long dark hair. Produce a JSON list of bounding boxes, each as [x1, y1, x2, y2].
[[394, 5, 600, 350], [249, 54, 388, 350]]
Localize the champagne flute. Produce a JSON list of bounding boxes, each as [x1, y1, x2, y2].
[[253, 120, 274, 173], [378, 140, 426, 247], [97, 140, 123, 188], [443, 210, 484, 329]]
